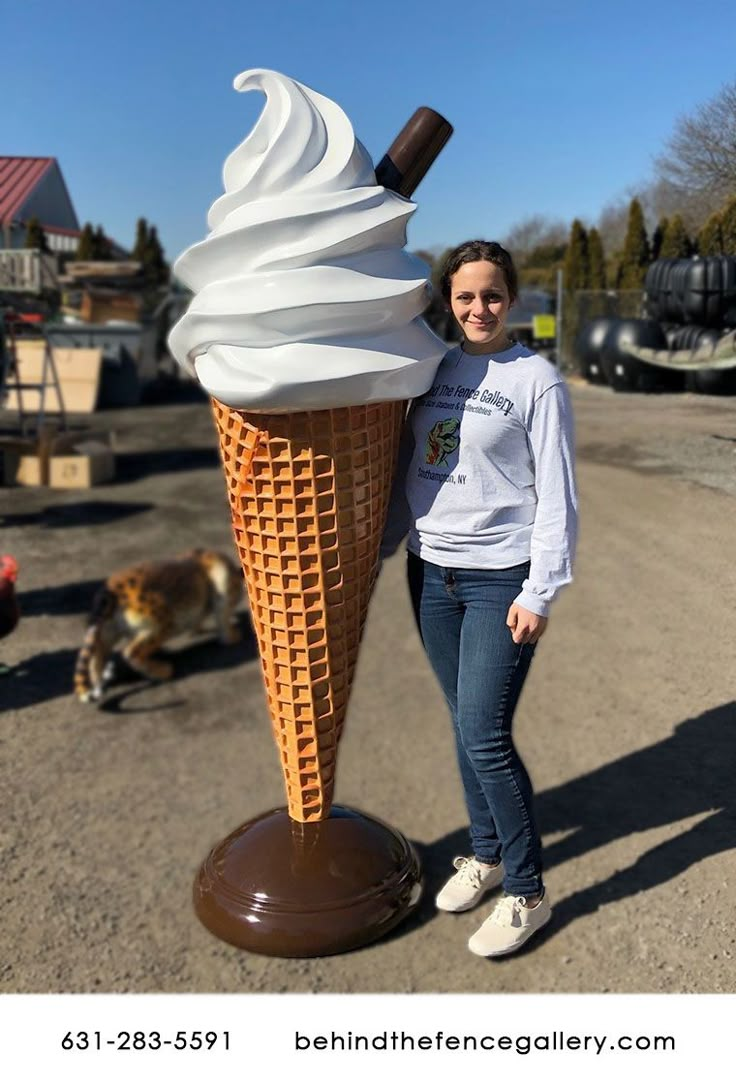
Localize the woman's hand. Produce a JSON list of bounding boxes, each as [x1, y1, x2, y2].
[[506, 603, 548, 646]]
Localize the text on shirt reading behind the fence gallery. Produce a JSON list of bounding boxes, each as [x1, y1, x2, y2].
[[421, 383, 515, 416]]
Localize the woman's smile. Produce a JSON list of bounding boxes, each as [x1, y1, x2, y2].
[[450, 261, 513, 354]]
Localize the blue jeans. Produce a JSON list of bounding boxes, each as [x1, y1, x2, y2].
[[407, 551, 543, 897]]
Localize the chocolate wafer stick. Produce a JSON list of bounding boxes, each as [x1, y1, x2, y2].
[[375, 106, 453, 197]]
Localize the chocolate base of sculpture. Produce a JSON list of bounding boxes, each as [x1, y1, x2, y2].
[[193, 805, 423, 957]]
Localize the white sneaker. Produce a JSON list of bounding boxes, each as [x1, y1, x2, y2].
[[435, 856, 504, 913], [468, 892, 552, 957]]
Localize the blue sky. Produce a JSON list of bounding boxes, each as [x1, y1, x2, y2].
[[5, 0, 736, 264]]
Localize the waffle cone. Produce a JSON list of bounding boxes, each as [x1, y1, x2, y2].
[[212, 398, 406, 822]]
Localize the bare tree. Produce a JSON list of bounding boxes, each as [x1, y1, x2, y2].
[[644, 176, 716, 234], [596, 196, 631, 255], [655, 80, 736, 210], [501, 214, 568, 266]]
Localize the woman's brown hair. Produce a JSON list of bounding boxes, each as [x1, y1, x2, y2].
[[439, 240, 518, 303]]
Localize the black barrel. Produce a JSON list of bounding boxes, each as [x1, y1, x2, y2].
[[687, 367, 736, 394], [681, 256, 736, 327], [575, 317, 616, 384], [670, 326, 736, 394], [644, 259, 681, 323], [649, 256, 736, 327], [644, 259, 679, 323], [668, 324, 719, 352], [600, 318, 679, 392]]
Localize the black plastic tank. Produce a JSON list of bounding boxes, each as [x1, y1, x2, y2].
[[644, 259, 679, 323], [670, 325, 736, 394], [681, 256, 736, 327], [575, 317, 615, 384], [600, 318, 680, 392]]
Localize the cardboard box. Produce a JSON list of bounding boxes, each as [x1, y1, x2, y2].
[[3, 343, 103, 413], [3, 437, 115, 489], [7, 453, 44, 487], [49, 448, 115, 489], [1, 434, 44, 485]]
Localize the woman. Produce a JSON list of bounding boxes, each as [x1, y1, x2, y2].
[[381, 240, 578, 957]]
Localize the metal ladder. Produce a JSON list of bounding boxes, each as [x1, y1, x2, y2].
[[0, 310, 67, 437]]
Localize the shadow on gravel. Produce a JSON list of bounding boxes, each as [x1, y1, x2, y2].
[[576, 442, 679, 478], [420, 701, 736, 942], [1, 648, 78, 709], [18, 578, 100, 617], [45, 501, 154, 527], [0, 511, 44, 528], [96, 617, 257, 715], [1, 613, 257, 712], [1, 501, 153, 529], [113, 447, 219, 483]]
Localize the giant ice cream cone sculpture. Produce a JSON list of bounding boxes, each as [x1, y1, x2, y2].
[[168, 69, 451, 953], [212, 398, 405, 821]]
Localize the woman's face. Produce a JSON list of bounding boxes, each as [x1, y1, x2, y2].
[[449, 260, 514, 353]]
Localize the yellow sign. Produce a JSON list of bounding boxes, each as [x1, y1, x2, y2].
[[532, 314, 556, 339]]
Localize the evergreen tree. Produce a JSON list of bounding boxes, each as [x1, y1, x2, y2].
[[659, 213, 693, 259], [525, 241, 567, 268], [605, 250, 622, 288], [132, 217, 149, 263], [520, 240, 566, 292], [561, 220, 590, 367], [720, 196, 736, 255], [651, 217, 669, 261], [697, 212, 723, 256], [25, 215, 50, 252], [618, 198, 649, 289], [563, 219, 589, 291], [142, 225, 169, 285], [76, 223, 96, 260], [587, 227, 606, 289], [93, 225, 112, 260]]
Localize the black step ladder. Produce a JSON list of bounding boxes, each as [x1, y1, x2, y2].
[[0, 311, 67, 437]]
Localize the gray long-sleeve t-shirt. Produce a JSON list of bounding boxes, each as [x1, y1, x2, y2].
[[381, 343, 578, 616]]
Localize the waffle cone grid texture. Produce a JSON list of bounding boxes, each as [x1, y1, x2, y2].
[[212, 398, 406, 822]]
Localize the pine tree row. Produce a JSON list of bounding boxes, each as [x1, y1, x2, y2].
[[74, 223, 115, 261], [23, 215, 169, 285], [564, 194, 736, 292]]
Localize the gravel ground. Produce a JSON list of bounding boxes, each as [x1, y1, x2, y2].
[[1, 380, 735, 995]]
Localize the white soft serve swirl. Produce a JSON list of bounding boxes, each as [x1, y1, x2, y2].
[[167, 68, 446, 411]]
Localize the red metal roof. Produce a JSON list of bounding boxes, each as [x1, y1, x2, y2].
[[0, 156, 55, 224], [43, 224, 81, 237]]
